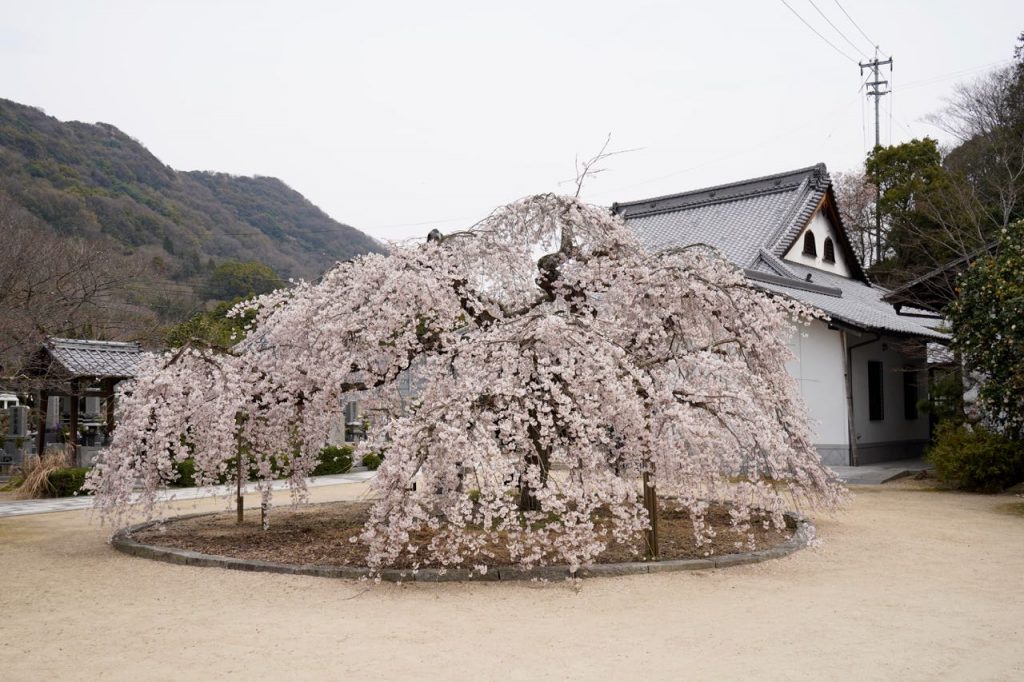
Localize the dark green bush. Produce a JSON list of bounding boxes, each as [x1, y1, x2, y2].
[[171, 459, 196, 487], [361, 453, 382, 471], [46, 467, 91, 497], [312, 445, 353, 476], [928, 423, 1024, 493]]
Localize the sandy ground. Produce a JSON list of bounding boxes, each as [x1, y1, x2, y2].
[[1, 483, 1022, 681]]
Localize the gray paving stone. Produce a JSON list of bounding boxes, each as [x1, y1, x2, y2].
[[498, 565, 572, 581], [415, 567, 499, 582], [646, 558, 716, 572], [0, 469, 378, 519], [572, 562, 650, 578]]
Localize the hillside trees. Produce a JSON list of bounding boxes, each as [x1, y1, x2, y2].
[[0, 98, 384, 285], [200, 261, 283, 302], [87, 193, 844, 572], [0, 191, 153, 377]]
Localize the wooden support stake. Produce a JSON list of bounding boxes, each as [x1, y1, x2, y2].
[[236, 452, 244, 525], [104, 379, 116, 443], [234, 422, 246, 524], [643, 468, 659, 560]]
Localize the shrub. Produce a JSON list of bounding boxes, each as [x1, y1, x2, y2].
[[46, 467, 91, 497], [928, 423, 1024, 493], [467, 488, 481, 503], [361, 452, 382, 471], [171, 459, 196, 488], [312, 445, 353, 476], [14, 449, 72, 499]]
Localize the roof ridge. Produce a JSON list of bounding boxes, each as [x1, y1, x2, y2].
[[763, 176, 817, 253], [756, 248, 799, 278], [49, 337, 140, 348], [612, 163, 826, 214]]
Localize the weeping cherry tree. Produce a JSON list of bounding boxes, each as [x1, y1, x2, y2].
[[87, 193, 845, 572]]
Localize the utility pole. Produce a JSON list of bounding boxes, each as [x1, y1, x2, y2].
[[861, 49, 893, 265]]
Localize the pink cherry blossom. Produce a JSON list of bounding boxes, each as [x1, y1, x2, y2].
[[86, 194, 846, 571]]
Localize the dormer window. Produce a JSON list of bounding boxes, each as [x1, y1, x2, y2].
[[819, 236, 835, 262], [823, 237, 836, 263], [802, 231, 817, 257]]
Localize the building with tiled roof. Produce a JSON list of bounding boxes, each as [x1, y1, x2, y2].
[[614, 164, 946, 466], [25, 338, 146, 465], [44, 338, 144, 379]]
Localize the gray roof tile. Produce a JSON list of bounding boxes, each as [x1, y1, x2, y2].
[[754, 263, 947, 339], [614, 164, 945, 340], [47, 338, 144, 378], [625, 189, 798, 267]]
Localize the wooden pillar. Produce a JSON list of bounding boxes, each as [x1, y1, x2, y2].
[[68, 379, 79, 466], [36, 389, 48, 457], [104, 378, 116, 444]]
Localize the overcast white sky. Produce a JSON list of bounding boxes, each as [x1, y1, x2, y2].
[[1, 1, 1020, 242]]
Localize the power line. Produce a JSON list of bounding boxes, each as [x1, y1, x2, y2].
[[832, 0, 887, 58], [806, 0, 871, 59], [588, 84, 866, 200], [900, 59, 1012, 90], [777, 0, 858, 64]]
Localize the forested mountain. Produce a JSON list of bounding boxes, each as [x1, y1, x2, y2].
[[0, 98, 384, 282]]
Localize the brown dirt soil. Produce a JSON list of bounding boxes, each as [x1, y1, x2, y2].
[[132, 500, 790, 569], [2, 482, 1024, 681]]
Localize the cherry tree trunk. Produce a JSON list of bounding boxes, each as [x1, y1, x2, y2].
[[518, 424, 551, 512]]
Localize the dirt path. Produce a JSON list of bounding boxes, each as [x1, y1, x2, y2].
[[1, 483, 1022, 681]]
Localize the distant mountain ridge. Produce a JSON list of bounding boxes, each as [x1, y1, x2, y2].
[[0, 98, 384, 281]]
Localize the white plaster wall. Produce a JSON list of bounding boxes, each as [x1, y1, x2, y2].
[[783, 211, 853, 277], [849, 333, 930, 445], [784, 319, 849, 447]]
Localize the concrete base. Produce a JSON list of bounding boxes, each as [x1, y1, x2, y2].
[[815, 444, 849, 467], [816, 440, 930, 467], [854, 440, 929, 466], [112, 511, 816, 582]]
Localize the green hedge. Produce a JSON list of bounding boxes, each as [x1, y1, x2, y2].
[[46, 467, 91, 497], [172, 459, 196, 487], [928, 423, 1024, 493], [312, 445, 353, 476], [361, 452, 382, 471], [168, 445, 353, 487]]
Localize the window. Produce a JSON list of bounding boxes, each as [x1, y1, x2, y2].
[[903, 368, 919, 420], [802, 231, 817, 257], [823, 237, 836, 263], [868, 361, 884, 421]]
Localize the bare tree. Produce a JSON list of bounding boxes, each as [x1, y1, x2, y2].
[[832, 170, 877, 267], [923, 65, 1024, 245], [0, 192, 153, 379]]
